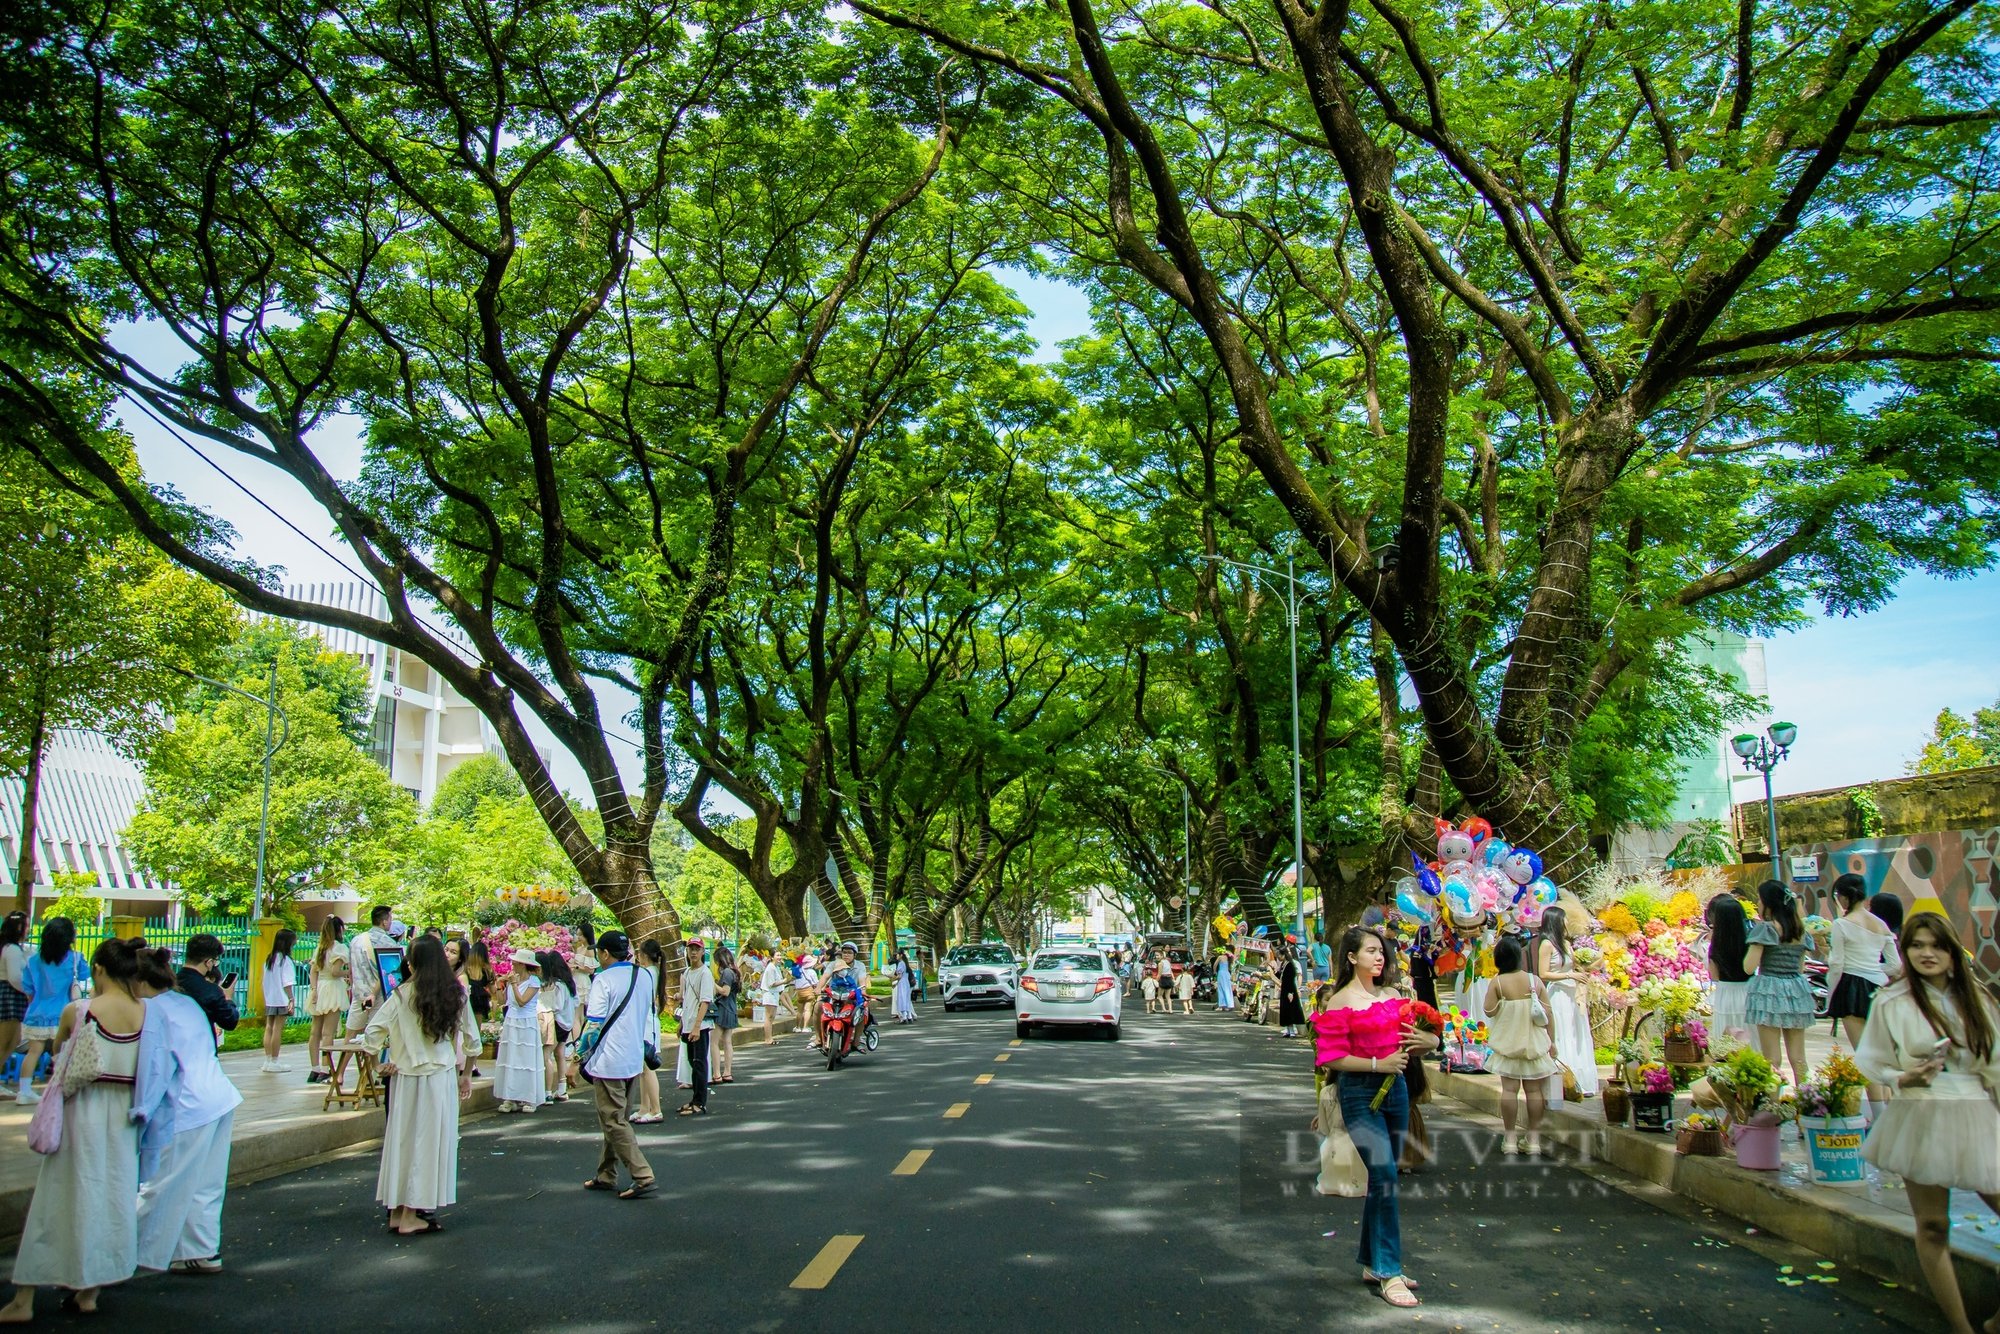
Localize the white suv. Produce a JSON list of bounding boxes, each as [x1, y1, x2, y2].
[[939, 944, 1019, 1011]]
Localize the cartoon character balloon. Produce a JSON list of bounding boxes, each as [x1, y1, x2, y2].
[[1435, 817, 1480, 865], [1394, 876, 1435, 924], [1498, 847, 1543, 888], [1482, 838, 1513, 869], [1515, 898, 1546, 929], [1531, 876, 1559, 908], [1411, 854, 1443, 901]]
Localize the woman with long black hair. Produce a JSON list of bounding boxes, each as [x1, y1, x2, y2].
[[1704, 894, 1752, 1043], [0, 912, 32, 1099], [362, 935, 477, 1236], [1533, 906, 1598, 1097], [1307, 925, 1439, 1309], [1277, 946, 1305, 1038], [1744, 880, 1815, 1089]]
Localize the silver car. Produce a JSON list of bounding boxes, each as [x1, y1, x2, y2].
[[939, 944, 1018, 1011]]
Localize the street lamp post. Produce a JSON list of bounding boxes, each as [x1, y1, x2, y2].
[[1731, 721, 1799, 872], [184, 667, 289, 919], [1204, 553, 1309, 944]]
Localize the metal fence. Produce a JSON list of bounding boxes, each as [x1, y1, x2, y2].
[[74, 915, 301, 1013]]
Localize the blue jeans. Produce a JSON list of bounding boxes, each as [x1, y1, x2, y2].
[[1336, 1072, 1409, 1278]]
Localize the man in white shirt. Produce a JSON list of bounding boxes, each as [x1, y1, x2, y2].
[[678, 936, 716, 1114], [576, 931, 655, 1198]]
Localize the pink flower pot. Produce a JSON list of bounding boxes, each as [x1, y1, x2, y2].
[[1732, 1117, 1782, 1170]]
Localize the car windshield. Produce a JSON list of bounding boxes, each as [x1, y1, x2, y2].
[[1032, 953, 1105, 972], [946, 947, 1014, 966]]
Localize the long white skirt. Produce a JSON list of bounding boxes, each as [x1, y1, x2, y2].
[[892, 976, 915, 1021], [493, 1011, 544, 1107], [137, 1111, 234, 1268], [1548, 980, 1600, 1096], [14, 1082, 139, 1289], [378, 1068, 461, 1211]]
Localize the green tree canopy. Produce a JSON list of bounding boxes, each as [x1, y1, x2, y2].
[[126, 622, 417, 916], [0, 444, 238, 908], [1909, 697, 2000, 774]]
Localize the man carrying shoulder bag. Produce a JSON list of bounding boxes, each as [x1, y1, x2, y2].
[[570, 931, 655, 1200]]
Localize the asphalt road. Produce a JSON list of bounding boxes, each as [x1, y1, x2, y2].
[[5, 1000, 1950, 1331]]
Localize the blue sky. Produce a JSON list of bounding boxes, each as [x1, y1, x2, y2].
[[121, 273, 1998, 802]]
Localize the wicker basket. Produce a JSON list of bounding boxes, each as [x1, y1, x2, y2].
[[1676, 1126, 1724, 1156], [1603, 1082, 1631, 1125], [1664, 1036, 1706, 1066]]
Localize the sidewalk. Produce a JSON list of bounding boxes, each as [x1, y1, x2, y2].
[[0, 1010, 816, 1244], [1432, 1016, 2000, 1317], [0, 1042, 500, 1244]]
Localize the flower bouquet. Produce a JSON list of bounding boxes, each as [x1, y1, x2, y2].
[[1630, 1062, 1677, 1131], [1704, 1044, 1787, 1124], [1676, 1109, 1725, 1157], [488, 919, 583, 976], [1797, 1048, 1868, 1120], [1370, 1001, 1446, 1109]]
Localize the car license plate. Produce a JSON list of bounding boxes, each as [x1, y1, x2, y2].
[[1053, 984, 1082, 999]]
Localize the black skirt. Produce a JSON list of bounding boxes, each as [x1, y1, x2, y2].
[[1827, 974, 1878, 1022]]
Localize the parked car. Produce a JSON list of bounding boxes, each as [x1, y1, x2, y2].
[[939, 944, 1019, 1011], [1016, 948, 1121, 1040]]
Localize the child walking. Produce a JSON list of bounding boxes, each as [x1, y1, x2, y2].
[[1483, 937, 1559, 1156], [494, 949, 545, 1113], [1175, 961, 1196, 1014], [537, 950, 577, 1103], [261, 929, 298, 1073], [1141, 964, 1161, 1014]]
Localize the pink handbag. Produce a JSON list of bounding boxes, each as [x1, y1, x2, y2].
[[27, 1036, 71, 1155]]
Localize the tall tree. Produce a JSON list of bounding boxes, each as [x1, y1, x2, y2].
[[0, 0, 969, 947], [1909, 697, 2000, 774], [0, 445, 237, 910], [854, 0, 2000, 881]]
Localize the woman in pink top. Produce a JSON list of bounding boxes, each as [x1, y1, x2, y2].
[[1308, 925, 1437, 1309]]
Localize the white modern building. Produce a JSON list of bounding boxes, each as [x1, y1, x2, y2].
[[1, 582, 509, 916], [1608, 631, 1771, 874]]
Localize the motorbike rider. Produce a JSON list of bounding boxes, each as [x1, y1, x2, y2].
[[817, 942, 872, 1052]]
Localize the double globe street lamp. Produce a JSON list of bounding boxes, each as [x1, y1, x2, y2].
[[1731, 721, 1799, 872]]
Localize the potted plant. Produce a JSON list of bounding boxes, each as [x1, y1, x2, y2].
[[1603, 1036, 1646, 1124], [1630, 1063, 1677, 1132], [1797, 1048, 1871, 1185], [1676, 1110, 1725, 1156]]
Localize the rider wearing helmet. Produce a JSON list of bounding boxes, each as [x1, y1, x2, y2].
[[817, 942, 871, 1050]]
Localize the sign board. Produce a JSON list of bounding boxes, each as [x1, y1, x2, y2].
[[1789, 854, 1821, 884]]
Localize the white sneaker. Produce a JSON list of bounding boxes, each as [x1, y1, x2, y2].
[[15, 1086, 40, 1105], [171, 1257, 223, 1274], [259, 1061, 279, 1073], [270, 1062, 292, 1073]]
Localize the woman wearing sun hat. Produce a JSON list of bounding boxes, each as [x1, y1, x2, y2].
[[493, 950, 545, 1113]]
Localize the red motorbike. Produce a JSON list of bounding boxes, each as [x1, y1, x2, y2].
[[821, 986, 881, 1070]]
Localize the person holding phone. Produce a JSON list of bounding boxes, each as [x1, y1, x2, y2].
[[1856, 912, 2000, 1334], [175, 935, 241, 1046]]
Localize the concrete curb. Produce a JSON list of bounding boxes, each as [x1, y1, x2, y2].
[[1433, 1068, 1999, 1313]]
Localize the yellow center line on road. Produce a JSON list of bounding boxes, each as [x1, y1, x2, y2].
[[1008, 1039, 1022, 1047], [974, 1073, 994, 1085], [892, 1149, 932, 1176], [994, 1053, 1011, 1062], [944, 1102, 970, 1119], [791, 1235, 865, 1290]]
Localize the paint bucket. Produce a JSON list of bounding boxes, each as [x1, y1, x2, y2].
[[1800, 1115, 1868, 1185]]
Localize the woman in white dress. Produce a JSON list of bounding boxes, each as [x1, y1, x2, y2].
[[758, 952, 788, 1044], [363, 936, 477, 1236], [306, 916, 350, 1085], [1855, 913, 2000, 1334], [891, 950, 916, 1024], [1532, 908, 1598, 1097], [1, 938, 150, 1321], [492, 951, 544, 1113]]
